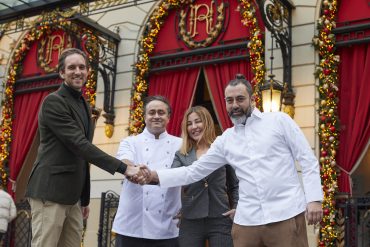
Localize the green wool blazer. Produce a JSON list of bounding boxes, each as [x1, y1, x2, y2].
[[26, 85, 121, 206]]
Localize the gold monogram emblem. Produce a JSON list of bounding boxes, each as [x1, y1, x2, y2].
[[38, 30, 73, 73], [179, 0, 226, 48]]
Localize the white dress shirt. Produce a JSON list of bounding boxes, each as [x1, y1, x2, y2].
[[158, 109, 323, 226], [112, 128, 182, 239]]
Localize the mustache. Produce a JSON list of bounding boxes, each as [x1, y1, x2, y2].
[[228, 108, 243, 116], [228, 106, 252, 118]]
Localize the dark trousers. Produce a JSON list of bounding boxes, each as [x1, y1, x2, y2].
[[179, 217, 233, 247], [0, 232, 4, 242], [115, 234, 179, 247]]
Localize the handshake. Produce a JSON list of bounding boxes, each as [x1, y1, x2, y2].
[[124, 164, 159, 185]]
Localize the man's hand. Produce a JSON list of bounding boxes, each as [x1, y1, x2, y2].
[[124, 164, 152, 184], [305, 201, 323, 225], [222, 209, 236, 220], [124, 164, 141, 177], [81, 206, 90, 220], [135, 170, 160, 185], [173, 210, 182, 228]]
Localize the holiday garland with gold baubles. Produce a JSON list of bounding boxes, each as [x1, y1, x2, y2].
[[239, 0, 264, 110], [312, 0, 339, 246], [0, 18, 99, 188], [129, 0, 265, 134]]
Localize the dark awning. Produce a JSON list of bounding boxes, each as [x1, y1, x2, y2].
[[0, 0, 95, 24]]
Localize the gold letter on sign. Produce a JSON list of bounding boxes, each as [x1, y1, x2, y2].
[[179, 0, 225, 49], [45, 35, 64, 65], [189, 1, 214, 37], [38, 32, 72, 72]]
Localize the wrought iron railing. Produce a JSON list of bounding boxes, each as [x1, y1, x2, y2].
[[1, 199, 32, 247], [336, 195, 370, 247], [97, 191, 120, 247]]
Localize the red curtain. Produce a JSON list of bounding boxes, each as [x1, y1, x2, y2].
[[337, 43, 370, 193], [204, 60, 253, 130], [7, 91, 50, 197], [148, 68, 200, 136]]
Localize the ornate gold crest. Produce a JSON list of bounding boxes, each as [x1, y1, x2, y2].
[[38, 30, 73, 73], [179, 0, 226, 48]]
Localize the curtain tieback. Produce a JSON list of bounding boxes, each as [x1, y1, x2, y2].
[[336, 165, 350, 175], [8, 178, 17, 192]]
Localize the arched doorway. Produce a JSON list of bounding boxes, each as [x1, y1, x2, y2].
[[142, 0, 264, 136], [129, 0, 295, 136]]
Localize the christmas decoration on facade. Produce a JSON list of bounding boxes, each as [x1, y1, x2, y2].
[[312, 0, 339, 246], [129, 0, 265, 134]]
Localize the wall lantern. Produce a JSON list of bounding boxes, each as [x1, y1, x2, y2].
[[260, 32, 295, 118], [260, 74, 286, 112], [256, 0, 295, 118]]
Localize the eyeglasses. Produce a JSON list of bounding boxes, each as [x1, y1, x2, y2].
[[225, 96, 247, 105]]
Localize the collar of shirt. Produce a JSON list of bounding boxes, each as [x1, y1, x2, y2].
[[234, 108, 263, 129], [143, 127, 169, 140], [62, 82, 83, 100]]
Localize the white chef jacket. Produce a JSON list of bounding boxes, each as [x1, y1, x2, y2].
[[112, 128, 182, 239], [158, 109, 323, 226]]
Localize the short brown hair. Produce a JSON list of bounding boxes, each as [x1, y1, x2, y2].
[[58, 48, 89, 73], [179, 106, 216, 155]]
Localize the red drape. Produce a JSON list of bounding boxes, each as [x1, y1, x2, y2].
[[7, 91, 50, 197], [337, 43, 370, 193], [337, 0, 370, 24], [204, 60, 253, 130], [148, 68, 200, 136]]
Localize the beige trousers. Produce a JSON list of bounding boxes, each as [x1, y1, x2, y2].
[[231, 212, 309, 247], [29, 198, 83, 247]]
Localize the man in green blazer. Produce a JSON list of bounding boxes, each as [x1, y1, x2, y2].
[[26, 48, 139, 247]]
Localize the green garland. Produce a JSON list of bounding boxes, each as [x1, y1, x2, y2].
[[312, 0, 339, 246]]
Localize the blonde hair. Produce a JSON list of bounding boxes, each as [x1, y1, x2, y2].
[[179, 106, 216, 155]]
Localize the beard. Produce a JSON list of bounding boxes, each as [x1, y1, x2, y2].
[[228, 105, 253, 125]]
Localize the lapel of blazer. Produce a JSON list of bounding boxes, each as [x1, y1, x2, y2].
[[83, 99, 93, 141], [186, 148, 197, 166], [57, 85, 90, 137]]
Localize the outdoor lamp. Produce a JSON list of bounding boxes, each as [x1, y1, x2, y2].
[[260, 73, 285, 112]]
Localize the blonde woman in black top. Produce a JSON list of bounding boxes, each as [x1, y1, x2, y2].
[[172, 106, 239, 247]]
